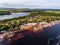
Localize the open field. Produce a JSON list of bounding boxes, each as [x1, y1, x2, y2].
[[45, 11, 60, 13]]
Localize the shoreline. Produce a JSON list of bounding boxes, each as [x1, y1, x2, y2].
[[0, 20, 60, 39], [0, 20, 60, 45], [20, 20, 60, 32]]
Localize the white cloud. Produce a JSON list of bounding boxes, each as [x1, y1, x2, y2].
[[0, 0, 60, 9]]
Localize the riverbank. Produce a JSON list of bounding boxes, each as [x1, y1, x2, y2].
[[0, 11, 60, 30], [0, 11, 11, 15], [0, 11, 60, 44], [20, 20, 60, 32], [0, 20, 60, 43], [0, 20, 60, 45]]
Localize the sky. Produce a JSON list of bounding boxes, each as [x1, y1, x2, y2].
[[0, 0, 60, 9]]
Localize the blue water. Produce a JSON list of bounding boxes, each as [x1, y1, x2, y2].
[[9, 24, 60, 45], [0, 24, 60, 45], [0, 37, 8, 45], [0, 12, 30, 21], [48, 35, 60, 45]]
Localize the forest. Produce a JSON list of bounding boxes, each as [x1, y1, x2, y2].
[[0, 10, 60, 31]]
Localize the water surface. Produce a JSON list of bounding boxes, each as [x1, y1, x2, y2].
[[0, 24, 60, 45], [9, 23, 60, 45], [0, 12, 30, 21]]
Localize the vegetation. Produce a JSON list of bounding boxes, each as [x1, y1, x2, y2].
[[0, 10, 60, 31], [0, 11, 11, 15]]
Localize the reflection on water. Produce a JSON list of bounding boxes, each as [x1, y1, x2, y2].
[[0, 36, 8, 45], [8, 24, 60, 45], [48, 35, 60, 45], [0, 12, 30, 21], [0, 24, 60, 45]]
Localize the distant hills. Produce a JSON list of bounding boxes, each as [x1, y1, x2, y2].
[[0, 8, 16, 10], [0, 7, 60, 11]]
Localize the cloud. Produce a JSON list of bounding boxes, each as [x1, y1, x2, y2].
[[0, 0, 60, 9]]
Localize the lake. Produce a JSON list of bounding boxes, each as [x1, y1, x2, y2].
[[0, 12, 30, 21]]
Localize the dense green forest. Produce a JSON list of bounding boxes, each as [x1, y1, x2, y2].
[[0, 11, 11, 15], [0, 11, 60, 31]]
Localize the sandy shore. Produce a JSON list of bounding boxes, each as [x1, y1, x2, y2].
[[20, 20, 60, 32], [0, 20, 60, 45]]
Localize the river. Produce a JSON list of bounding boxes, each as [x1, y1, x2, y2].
[[0, 24, 60, 45], [0, 23, 60, 45], [0, 12, 30, 21], [0, 12, 60, 45], [11, 23, 60, 45]]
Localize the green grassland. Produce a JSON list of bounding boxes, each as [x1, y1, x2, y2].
[[45, 11, 60, 13]]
